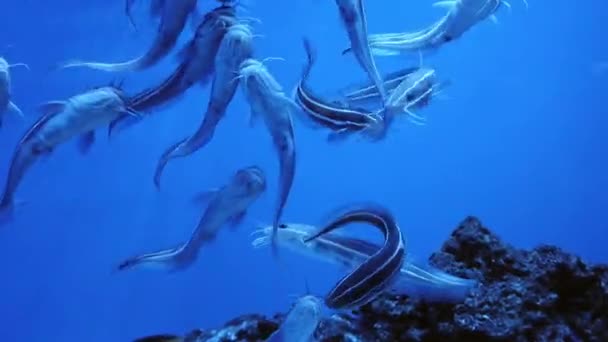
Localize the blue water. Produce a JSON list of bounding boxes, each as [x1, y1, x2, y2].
[[0, 1, 606, 341]]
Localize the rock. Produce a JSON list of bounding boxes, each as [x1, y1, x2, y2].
[[145, 217, 608, 342]]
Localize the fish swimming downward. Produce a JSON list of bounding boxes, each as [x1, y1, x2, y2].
[[0, 86, 140, 221], [252, 222, 477, 303], [107, 4, 238, 137], [266, 294, 323, 342], [117, 166, 266, 272], [334, 0, 388, 105], [355, 0, 510, 56], [0, 57, 28, 128], [153, 22, 255, 189], [60, 0, 199, 72], [239, 58, 298, 259], [297, 203, 406, 309]]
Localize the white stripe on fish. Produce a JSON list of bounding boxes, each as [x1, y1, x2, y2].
[[251, 222, 477, 303]]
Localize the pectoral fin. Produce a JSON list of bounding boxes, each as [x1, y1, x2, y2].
[[78, 131, 96, 155], [8, 101, 23, 118]]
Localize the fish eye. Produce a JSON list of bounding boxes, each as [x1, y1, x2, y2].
[[279, 223, 288, 229]]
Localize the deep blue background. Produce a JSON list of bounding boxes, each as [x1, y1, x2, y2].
[[0, 0, 606, 341]]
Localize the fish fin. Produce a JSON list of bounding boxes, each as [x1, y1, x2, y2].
[[133, 334, 183, 342], [370, 47, 401, 56], [57, 59, 140, 72], [432, 1, 457, 9], [78, 131, 96, 155], [115, 243, 189, 273], [326, 128, 353, 143], [489, 15, 499, 24], [191, 189, 219, 206], [228, 211, 247, 230], [341, 46, 352, 55], [8, 101, 24, 118], [38, 101, 66, 116]]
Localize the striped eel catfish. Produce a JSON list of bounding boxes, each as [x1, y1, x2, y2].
[[152, 22, 254, 189], [298, 204, 405, 309], [334, 0, 388, 105], [0, 86, 141, 222], [116, 166, 266, 272], [252, 223, 477, 303], [107, 4, 238, 137], [356, 0, 511, 57], [238, 58, 298, 260], [293, 38, 385, 142]]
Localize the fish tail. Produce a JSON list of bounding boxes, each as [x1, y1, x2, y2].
[[115, 243, 191, 273], [154, 138, 189, 190], [0, 197, 14, 225], [393, 261, 478, 303], [57, 57, 143, 73]]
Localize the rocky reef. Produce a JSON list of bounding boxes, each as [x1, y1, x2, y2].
[[147, 217, 608, 342]]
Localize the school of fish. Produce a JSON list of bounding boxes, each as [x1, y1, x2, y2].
[[1, 0, 520, 340]]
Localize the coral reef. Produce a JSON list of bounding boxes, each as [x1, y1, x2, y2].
[[145, 217, 608, 342]]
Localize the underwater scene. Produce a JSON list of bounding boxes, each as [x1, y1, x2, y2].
[[0, 0, 607, 341]]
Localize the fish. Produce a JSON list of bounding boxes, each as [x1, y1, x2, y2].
[[355, 0, 508, 56], [0, 57, 28, 127], [266, 295, 323, 342], [0, 86, 140, 221], [380, 67, 447, 126], [238, 58, 298, 260], [252, 223, 477, 303], [107, 4, 238, 137], [60, 0, 199, 72], [295, 204, 405, 309], [294, 39, 434, 141], [153, 22, 254, 189], [116, 166, 266, 272], [292, 38, 385, 143], [334, 0, 387, 105], [339, 66, 421, 108]]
